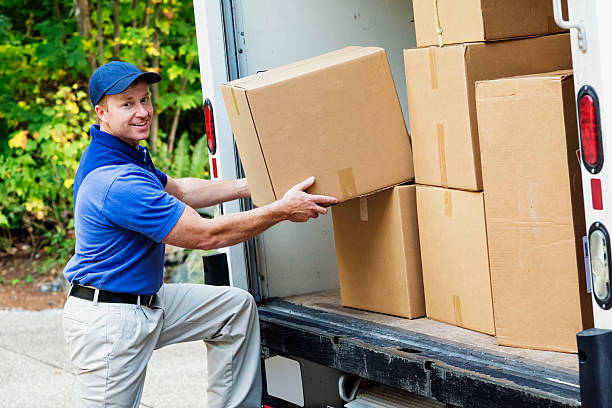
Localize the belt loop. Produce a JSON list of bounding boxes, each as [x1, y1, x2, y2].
[[67, 284, 73, 300], [92, 288, 100, 306], [137, 295, 141, 307]]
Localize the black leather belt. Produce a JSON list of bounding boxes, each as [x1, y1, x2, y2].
[[69, 285, 157, 307]]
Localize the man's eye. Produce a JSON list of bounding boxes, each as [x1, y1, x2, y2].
[[123, 102, 131, 107], [142, 97, 150, 104]]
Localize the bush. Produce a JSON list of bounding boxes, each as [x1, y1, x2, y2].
[[0, 1, 209, 270]]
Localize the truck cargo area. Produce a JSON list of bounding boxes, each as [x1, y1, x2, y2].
[[193, 1, 593, 406], [259, 290, 580, 408]]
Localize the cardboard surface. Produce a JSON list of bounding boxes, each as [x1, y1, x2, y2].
[[413, 0, 566, 48], [476, 71, 593, 353], [332, 185, 425, 319], [404, 33, 571, 191], [221, 46, 414, 207], [416, 185, 494, 334]]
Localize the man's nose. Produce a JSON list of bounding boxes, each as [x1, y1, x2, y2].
[[136, 102, 149, 117]]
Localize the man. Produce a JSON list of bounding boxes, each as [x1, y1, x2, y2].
[[62, 61, 337, 408]]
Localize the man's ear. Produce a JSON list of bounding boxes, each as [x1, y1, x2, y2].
[[95, 104, 106, 124]]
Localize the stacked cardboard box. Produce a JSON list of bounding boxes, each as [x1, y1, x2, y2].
[[332, 186, 425, 319], [405, 2, 574, 335], [412, 0, 566, 48], [476, 71, 593, 352]]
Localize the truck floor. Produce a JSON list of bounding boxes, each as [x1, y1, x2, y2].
[[259, 289, 581, 407], [283, 289, 578, 373]]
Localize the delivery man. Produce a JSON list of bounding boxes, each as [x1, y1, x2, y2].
[[62, 61, 337, 408]]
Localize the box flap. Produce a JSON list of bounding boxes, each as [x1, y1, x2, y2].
[[417, 185, 494, 334], [220, 84, 276, 206], [405, 45, 478, 190]]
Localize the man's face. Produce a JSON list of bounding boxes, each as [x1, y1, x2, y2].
[[95, 81, 153, 148]]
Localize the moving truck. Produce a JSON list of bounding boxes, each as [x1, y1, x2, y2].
[[192, 1, 610, 406]]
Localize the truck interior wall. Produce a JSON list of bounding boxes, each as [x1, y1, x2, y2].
[[239, 0, 417, 298]]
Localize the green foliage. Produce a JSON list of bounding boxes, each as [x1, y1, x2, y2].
[[0, 1, 209, 269]]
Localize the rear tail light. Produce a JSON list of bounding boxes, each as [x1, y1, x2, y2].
[[204, 98, 217, 155], [578, 86, 603, 174], [589, 222, 612, 310]]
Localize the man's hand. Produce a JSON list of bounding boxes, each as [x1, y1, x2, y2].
[[274, 176, 338, 222]]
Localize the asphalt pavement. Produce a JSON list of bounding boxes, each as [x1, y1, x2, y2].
[[0, 308, 208, 407]]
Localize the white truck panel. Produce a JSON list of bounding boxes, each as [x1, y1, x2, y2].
[[239, 0, 416, 298], [565, 0, 612, 328], [193, 0, 250, 290]]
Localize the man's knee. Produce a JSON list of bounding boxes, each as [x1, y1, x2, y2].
[[225, 287, 256, 314]]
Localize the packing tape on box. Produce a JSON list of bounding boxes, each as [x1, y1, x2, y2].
[[230, 88, 240, 116], [437, 124, 448, 187], [338, 167, 358, 200], [444, 189, 452, 217], [453, 295, 463, 327], [433, 0, 444, 47], [429, 48, 439, 89], [359, 197, 368, 222]]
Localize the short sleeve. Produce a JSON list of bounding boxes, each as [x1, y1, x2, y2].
[[101, 168, 186, 242], [155, 168, 168, 187]]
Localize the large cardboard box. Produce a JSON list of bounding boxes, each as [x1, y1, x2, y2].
[[476, 71, 593, 352], [332, 185, 425, 319], [416, 185, 494, 334], [413, 0, 566, 48], [404, 33, 571, 191], [221, 47, 414, 207]]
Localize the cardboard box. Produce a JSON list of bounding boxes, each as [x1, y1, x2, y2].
[[332, 185, 425, 319], [221, 46, 414, 207], [413, 0, 566, 48], [476, 71, 593, 352], [404, 33, 571, 191], [416, 185, 494, 334]]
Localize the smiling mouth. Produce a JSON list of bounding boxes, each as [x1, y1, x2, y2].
[[132, 120, 149, 127]]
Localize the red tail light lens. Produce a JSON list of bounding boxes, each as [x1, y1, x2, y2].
[[581, 95, 598, 165], [578, 86, 602, 173], [204, 99, 217, 155]]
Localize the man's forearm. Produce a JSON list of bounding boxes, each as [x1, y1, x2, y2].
[[201, 202, 286, 249], [175, 178, 250, 208], [163, 202, 286, 250]]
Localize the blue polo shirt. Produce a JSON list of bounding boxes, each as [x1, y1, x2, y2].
[[63, 125, 186, 295]]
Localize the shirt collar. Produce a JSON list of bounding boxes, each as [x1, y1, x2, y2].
[[90, 124, 149, 165]]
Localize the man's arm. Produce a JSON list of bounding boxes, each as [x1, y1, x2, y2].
[[164, 176, 250, 208], [162, 177, 337, 250]]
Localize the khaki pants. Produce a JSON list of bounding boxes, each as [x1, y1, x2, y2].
[[62, 283, 261, 408]]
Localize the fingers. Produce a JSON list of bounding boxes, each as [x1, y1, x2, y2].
[[293, 176, 315, 192], [314, 205, 328, 215], [309, 194, 338, 206]]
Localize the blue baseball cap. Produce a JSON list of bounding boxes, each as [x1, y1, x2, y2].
[[89, 61, 161, 106]]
